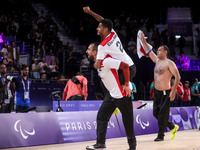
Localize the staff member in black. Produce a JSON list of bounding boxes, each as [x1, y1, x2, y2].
[[0, 63, 15, 113]]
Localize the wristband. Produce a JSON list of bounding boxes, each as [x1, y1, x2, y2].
[[125, 82, 129, 86], [146, 49, 152, 56]]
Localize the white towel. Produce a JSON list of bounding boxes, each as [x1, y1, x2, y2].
[[137, 30, 153, 59]]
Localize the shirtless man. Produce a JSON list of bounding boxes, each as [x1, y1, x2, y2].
[[140, 32, 181, 141]]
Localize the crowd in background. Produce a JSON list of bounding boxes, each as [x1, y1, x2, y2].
[[0, 1, 200, 104], [147, 78, 200, 107], [0, 1, 80, 80]]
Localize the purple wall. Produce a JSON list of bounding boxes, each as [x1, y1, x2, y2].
[[0, 107, 197, 149]]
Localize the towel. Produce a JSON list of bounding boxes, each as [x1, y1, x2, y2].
[[137, 30, 153, 59]]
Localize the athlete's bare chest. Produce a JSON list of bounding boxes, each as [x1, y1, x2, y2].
[[154, 60, 169, 75]]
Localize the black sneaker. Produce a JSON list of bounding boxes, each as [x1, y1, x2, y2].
[[154, 137, 164, 142], [86, 143, 106, 150], [127, 136, 136, 150]]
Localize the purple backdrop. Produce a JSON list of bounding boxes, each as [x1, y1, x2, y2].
[[0, 107, 198, 149], [169, 107, 197, 131], [30, 83, 65, 108], [53, 101, 103, 112], [53, 101, 143, 112], [116, 109, 159, 137], [0, 113, 64, 149], [57, 111, 122, 143]]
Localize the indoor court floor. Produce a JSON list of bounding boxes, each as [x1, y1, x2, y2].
[[5, 129, 200, 150]]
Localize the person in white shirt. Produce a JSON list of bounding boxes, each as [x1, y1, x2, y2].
[[49, 60, 58, 79], [86, 42, 136, 150], [0, 42, 8, 59], [81, 54, 90, 68], [83, 6, 136, 87], [38, 57, 48, 73]]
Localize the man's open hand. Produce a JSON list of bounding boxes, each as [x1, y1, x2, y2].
[[122, 85, 132, 97]]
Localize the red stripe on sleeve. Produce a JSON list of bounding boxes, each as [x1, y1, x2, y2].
[[110, 69, 126, 97]]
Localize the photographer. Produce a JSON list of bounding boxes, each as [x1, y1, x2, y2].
[[0, 64, 15, 113], [63, 72, 88, 101], [15, 64, 31, 113]]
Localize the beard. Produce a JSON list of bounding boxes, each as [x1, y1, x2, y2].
[[1, 71, 6, 75], [88, 55, 95, 62], [23, 73, 28, 76]]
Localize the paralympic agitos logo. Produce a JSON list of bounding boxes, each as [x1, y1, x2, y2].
[[136, 114, 150, 129], [14, 120, 35, 139]]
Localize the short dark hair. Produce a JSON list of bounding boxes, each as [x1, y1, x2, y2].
[[76, 72, 83, 76], [20, 64, 28, 70], [99, 19, 113, 32], [0, 63, 4, 67], [184, 80, 189, 84], [193, 78, 198, 84], [161, 45, 170, 56], [91, 42, 100, 51], [162, 45, 169, 52]]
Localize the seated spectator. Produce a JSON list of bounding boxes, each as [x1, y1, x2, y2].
[[81, 54, 90, 68], [80, 54, 90, 72], [31, 59, 40, 79], [41, 73, 47, 80], [57, 74, 68, 84], [38, 57, 48, 73], [32, 48, 43, 62], [3, 52, 16, 71], [0, 42, 8, 59], [49, 60, 59, 79]]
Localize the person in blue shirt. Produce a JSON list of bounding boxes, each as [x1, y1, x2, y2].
[[15, 64, 31, 113], [191, 78, 200, 106], [131, 82, 137, 101]]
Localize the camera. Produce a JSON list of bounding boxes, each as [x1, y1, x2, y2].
[[6, 75, 16, 82], [51, 91, 61, 97], [50, 91, 63, 112]]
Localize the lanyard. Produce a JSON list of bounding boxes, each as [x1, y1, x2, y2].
[[1, 77, 5, 85], [21, 76, 29, 91], [1, 76, 10, 93]]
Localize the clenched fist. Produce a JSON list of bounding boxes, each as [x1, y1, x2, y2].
[[83, 6, 91, 14]]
